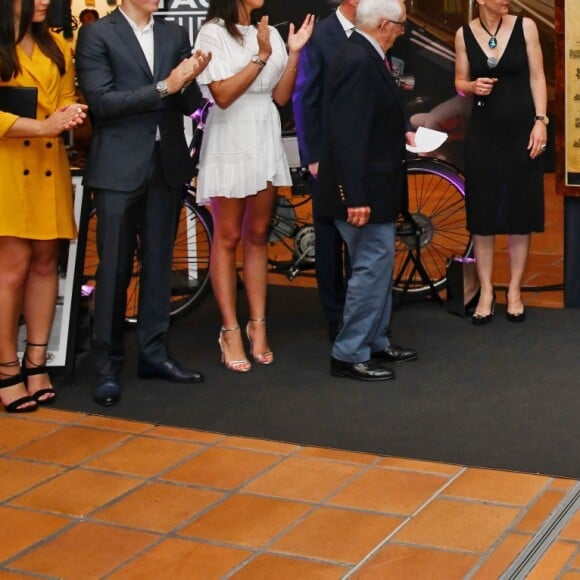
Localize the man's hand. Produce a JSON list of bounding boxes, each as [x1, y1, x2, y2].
[[165, 50, 212, 95], [346, 206, 371, 228]]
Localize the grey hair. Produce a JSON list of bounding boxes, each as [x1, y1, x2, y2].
[[355, 0, 403, 29]]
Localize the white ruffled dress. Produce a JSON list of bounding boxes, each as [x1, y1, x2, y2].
[[194, 19, 292, 205]]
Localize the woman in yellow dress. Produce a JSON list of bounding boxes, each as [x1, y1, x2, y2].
[[0, 0, 86, 412]]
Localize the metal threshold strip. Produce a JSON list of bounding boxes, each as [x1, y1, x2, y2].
[[499, 481, 580, 579]]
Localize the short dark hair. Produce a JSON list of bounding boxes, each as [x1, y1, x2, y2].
[[79, 8, 100, 23]]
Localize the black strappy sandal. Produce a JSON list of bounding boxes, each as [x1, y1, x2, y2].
[[0, 360, 37, 413], [22, 342, 56, 405]]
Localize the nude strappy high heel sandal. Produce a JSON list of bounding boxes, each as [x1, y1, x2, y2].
[[246, 318, 274, 365], [218, 326, 252, 372]]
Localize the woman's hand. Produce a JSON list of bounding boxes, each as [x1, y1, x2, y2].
[[256, 16, 272, 62], [45, 104, 88, 136], [473, 76, 497, 97], [528, 121, 548, 159], [287, 13, 315, 54]]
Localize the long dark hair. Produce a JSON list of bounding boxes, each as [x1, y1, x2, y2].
[[0, 0, 65, 81], [205, 0, 257, 42]]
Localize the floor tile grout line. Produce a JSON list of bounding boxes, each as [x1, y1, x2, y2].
[[464, 477, 565, 578], [499, 482, 580, 579], [342, 466, 469, 578], [0, 512, 79, 569]]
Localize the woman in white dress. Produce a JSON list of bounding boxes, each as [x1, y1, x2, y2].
[[195, 0, 313, 372]]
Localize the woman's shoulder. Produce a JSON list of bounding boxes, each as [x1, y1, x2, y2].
[[199, 19, 226, 34], [49, 30, 69, 50]]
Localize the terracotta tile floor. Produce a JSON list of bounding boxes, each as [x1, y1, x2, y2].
[[1, 177, 578, 579]]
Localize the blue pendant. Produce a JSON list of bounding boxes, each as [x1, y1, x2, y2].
[[488, 37, 497, 49]]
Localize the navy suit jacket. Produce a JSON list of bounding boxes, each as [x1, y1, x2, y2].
[[317, 32, 408, 224], [76, 9, 203, 191], [292, 11, 348, 166]]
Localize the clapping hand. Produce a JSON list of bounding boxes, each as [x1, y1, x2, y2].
[[192, 49, 211, 76], [46, 104, 88, 135], [167, 50, 212, 95], [256, 16, 272, 60], [287, 13, 315, 54]]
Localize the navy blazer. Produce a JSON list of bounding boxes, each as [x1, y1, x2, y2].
[[76, 9, 203, 191], [317, 32, 408, 224], [292, 11, 349, 166]]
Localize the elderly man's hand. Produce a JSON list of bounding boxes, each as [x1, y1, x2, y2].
[[346, 206, 371, 227]]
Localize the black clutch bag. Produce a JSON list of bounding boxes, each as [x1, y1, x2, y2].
[[0, 86, 38, 118]]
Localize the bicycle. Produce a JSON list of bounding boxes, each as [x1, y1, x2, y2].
[[266, 154, 472, 298], [82, 185, 213, 324]]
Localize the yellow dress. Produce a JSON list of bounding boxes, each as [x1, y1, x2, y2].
[[0, 32, 77, 240]]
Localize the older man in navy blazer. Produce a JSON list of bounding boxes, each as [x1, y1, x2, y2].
[[76, 0, 210, 405], [318, 0, 418, 381], [293, 0, 359, 342]]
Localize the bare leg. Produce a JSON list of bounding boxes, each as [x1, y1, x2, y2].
[[473, 234, 496, 317], [22, 239, 59, 400], [209, 197, 250, 369], [0, 238, 35, 410], [506, 234, 530, 315], [243, 184, 276, 361]]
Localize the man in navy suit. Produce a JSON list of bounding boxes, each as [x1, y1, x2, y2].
[[318, 0, 418, 381], [76, 0, 211, 406], [292, 0, 358, 342]]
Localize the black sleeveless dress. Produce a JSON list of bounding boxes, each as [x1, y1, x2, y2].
[[463, 16, 544, 235]]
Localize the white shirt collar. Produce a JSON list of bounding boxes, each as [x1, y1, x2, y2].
[[336, 6, 355, 37], [118, 7, 155, 33]]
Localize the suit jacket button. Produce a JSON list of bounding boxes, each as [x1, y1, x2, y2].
[[23, 140, 30, 146], [45, 142, 53, 148], [23, 169, 30, 175], [45, 170, 52, 177]]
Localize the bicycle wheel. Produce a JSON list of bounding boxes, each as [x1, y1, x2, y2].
[[83, 192, 213, 324], [393, 157, 472, 296], [267, 193, 316, 280]]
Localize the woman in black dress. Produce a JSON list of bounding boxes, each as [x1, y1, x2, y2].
[[454, 0, 547, 324]]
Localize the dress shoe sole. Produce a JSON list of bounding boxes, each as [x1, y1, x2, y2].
[[374, 353, 418, 364], [331, 369, 394, 381], [137, 372, 204, 383]]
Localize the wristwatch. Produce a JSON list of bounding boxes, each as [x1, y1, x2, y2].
[[155, 80, 169, 98], [251, 55, 267, 68], [534, 115, 549, 126]]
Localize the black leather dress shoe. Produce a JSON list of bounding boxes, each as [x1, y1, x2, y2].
[[371, 345, 418, 363], [137, 358, 204, 383], [330, 357, 394, 381], [93, 375, 121, 407]]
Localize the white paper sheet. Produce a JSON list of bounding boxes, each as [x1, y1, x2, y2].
[[406, 126, 448, 154]]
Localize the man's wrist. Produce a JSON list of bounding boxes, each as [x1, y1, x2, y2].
[[155, 80, 169, 98]]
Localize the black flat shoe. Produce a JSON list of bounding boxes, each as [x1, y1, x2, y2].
[[505, 290, 526, 322], [330, 357, 395, 381], [472, 292, 496, 326], [138, 358, 204, 383], [371, 345, 418, 363], [93, 375, 121, 407]]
